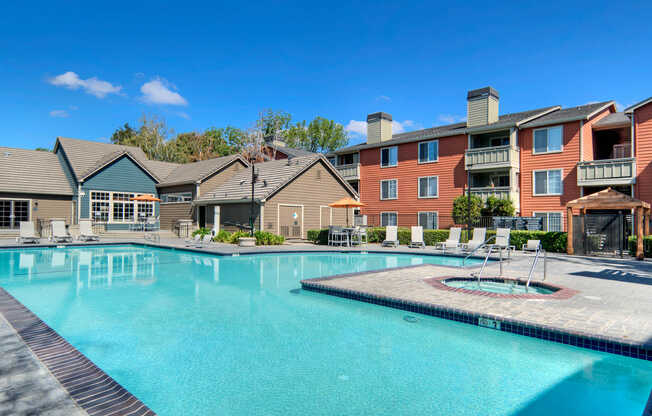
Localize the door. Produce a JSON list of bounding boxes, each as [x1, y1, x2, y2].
[[279, 205, 302, 238], [573, 211, 630, 257], [320, 206, 331, 229], [198, 206, 206, 228], [0, 200, 29, 230]]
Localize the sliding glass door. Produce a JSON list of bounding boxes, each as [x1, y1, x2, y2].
[[0, 199, 30, 230]]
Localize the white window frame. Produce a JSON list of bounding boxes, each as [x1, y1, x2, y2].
[[417, 211, 439, 230], [161, 192, 193, 204], [532, 169, 563, 196], [380, 179, 398, 200], [418, 139, 439, 164], [417, 176, 439, 199], [380, 211, 398, 227], [380, 146, 398, 168], [89, 190, 156, 224], [533, 211, 564, 232], [532, 125, 563, 155]]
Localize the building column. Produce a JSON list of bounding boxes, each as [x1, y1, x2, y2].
[[212, 205, 220, 234], [636, 207, 644, 260], [566, 207, 574, 255]]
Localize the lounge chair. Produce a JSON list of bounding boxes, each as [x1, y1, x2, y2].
[[409, 226, 425, 248], [382, 226, 399, 247], [461, 228, 486, 252], [17, 221, 39, 244], [196, 234, 213, 248], [185, 234, 201, 246], [495, 228, 514, 256], [79, 220, 100, 241], [522, 240, 541, 252], [435, 227, 462, 251], [51, 220, 72, 243]]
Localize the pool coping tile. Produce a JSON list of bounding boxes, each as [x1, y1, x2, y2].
[[0, 287, 157, 416]]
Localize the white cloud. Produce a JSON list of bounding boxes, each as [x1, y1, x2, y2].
[[48, 71, 122, 98], [437, 114, 465, 124], [615, 102, 626, 111], [49, 109, 69, 118], [345, 119, 418, 137], [139, 78, 188, 106], [376, 95, 391, 102], [176, 111, 190, 119]]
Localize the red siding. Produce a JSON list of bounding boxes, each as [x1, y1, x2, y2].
[[582, 107, 613, 161], [635, 102, 652, 205], [519, 121, 582, 230], [359, 134, 467, 228]]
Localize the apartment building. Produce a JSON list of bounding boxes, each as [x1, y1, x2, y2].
[[329, 87, 650, 231]]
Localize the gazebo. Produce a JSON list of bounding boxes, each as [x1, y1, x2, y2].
[[566, 188, 650, 260]]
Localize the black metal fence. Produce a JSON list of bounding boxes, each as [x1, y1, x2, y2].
[[357, 214, 543, 231]]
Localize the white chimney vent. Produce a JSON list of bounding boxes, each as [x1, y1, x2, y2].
[[366, 112, 393, 144]]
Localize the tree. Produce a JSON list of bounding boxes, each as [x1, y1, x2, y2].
[[452, 194, 483, 225], [110, 123, 137, 146], [34, 147, 50, 152], [285, 116, 349, 153], [257, 109, 292, 138], [482, 196, 515, 217]]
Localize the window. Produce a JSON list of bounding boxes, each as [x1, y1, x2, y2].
[[380, 179, 397, 200], [327, 157, 336, 166], [534, 212, 563, 232], [381, 212, 397, 226], [339, 153, 354, 165], [90, 191, 155, 223], [0, 199, 29, 230], [418, 212, 438, 230], [162, 192, 193, 203], [533, 169, 562, 195], [418, 176, 438, 198], [90, 191, 110, 222], [533, 126, 563, 154], [418, 140, 438, 163], [380, 146, 398, 167]]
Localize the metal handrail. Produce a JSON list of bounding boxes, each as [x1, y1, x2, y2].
[[473, 244, 495, 282], [525, 247, 542, 287], [462, 235, 496, 266]]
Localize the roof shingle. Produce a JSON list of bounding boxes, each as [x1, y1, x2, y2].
[[157, 155, 247, 187], [0, 147, 74, 195]]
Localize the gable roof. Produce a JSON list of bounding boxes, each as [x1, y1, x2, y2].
[[520, 101, 615, 128], [265, 143, 315, 158], [156, 154, 249, 187], [624, 96, 652, 113], [567, 187, 650, 209], [197, 154, 357, 203], [592, 112, 631, 130], [0, 147, 74, 196], [54, 137, 157, 181], [142, 159, 181, 180]]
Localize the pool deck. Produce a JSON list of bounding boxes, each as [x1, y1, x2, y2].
[[1, 237, 652, 415]]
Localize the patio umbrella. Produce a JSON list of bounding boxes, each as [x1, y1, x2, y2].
[[328, 197, 365, 226], [130, 194, 162, 202]]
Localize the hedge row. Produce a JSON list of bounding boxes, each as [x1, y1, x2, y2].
[[628, 236, 652, 257], [212, 230, 285, 245], [307, 228, 567, 253]]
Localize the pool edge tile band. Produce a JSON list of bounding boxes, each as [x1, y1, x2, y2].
[[0, 288, 157, 416], [300, 280, 652, 362]]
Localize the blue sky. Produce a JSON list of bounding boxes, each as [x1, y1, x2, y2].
[[1, 1, 651, 150]]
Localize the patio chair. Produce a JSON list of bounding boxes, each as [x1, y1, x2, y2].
[[79, 220, 100, 241], [51, 220, 72, 243], [17, 221, 39, 244], [461, 228, 486, 252], [435, 227, 462, 251], [328, 226, 348, 246], [196, 234, 213, 248], [409, 226, 425, 248], [522, 240, 541, 253], [350, 226, 368, 246], [185, 234, 201, 246], [382, 226, 399, 248], [495, 228, 515, 256]]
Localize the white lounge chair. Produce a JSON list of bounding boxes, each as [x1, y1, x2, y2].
[[185, 234, 201, 246], [436, 227, 462, 251], [495, 228, 514, 256], [79, 220, 100, 241], [196, 234, 213, 248], [522, 240, 541, 252], [409, 226, 425, 248], [462, 228, 486, 252], [382, 226, 399, 247], [51, 220, 72, 243], [17, 221, 39, 244]]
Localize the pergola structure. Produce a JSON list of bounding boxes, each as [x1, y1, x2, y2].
[[566, 188, 650, 260]]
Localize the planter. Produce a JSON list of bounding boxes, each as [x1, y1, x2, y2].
[[238, 237, 256, 247]]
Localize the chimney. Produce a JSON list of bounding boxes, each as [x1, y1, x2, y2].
[[466, 87, 499, 127], [366, 112, 393, 144]]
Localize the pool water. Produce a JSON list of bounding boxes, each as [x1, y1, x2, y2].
[[1, 245, 651, 415], [444, 278, 556, 295]]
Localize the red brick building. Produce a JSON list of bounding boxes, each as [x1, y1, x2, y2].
[[329, 87, 651, 231]]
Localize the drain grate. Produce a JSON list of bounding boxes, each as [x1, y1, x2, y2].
[[403, 315, 418, 323]]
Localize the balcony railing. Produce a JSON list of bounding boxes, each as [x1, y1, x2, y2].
[[465, 145, 519, 171], [577, 158, 636, 186], [336, 163, 360, 181], [470, 186, 515, 201]]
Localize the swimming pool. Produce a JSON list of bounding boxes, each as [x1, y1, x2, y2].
[[1, 245, 651, 415]]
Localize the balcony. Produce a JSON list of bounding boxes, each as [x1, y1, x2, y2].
[[577, 158, 636, 186], [465, 145, 519, 171], [335, 163, 360, 181], [470, 186, 516, 201]]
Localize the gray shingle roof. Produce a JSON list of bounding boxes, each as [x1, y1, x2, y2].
[[157, 155, 248, 187], [624, 96, 652, 113], [0, 147, 74, 195], [593, 112, 631, 129], [199, 154, 324, 202], [266, 143, 315, 158], [55, 137, 151, 180], [520, 101, 614, 128], [143, 160, 181, 181]]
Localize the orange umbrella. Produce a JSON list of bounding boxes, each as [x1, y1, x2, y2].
[[130, 194, 162, 202], [328, 197, 365, 226]]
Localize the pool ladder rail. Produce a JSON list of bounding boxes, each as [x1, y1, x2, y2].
[[525, 246, 547, 287]]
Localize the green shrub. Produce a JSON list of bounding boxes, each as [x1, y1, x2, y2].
[[192, 227, 212, 237], [481, 195, 515, 217], [628, 236, 652, 257], [307, 229, 329, 245], [254, 231, 285, 245], [213, 230, 232, 243], [228, 231, 251, 244], [452, 195, 482, 224]]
